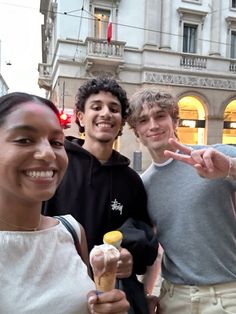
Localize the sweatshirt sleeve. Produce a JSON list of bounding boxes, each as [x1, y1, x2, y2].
[[118, 169, 158, 274], [118, 218, 159, 274]]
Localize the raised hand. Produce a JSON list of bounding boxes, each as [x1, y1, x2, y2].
[[164, 138, 231, 179]]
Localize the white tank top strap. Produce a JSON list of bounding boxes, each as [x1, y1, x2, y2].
[[58, 214, 81, 243]]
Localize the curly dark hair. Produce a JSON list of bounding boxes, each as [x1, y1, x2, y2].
[[75, 76, 129, 135]]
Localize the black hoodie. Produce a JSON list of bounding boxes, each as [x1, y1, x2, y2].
[[43, 136, 151, 253], [43, 136, 158, 314]]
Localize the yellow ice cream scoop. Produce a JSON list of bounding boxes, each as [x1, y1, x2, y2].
[[103, 230, 123, 249]]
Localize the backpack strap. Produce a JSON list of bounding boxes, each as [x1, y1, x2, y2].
[[56, 215, 82, 257]]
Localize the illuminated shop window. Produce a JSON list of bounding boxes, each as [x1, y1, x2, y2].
[[178, 96, 206, 145], [223, 100, 236, 144]]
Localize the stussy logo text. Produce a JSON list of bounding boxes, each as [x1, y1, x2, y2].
[[111, 199, 123, 215]]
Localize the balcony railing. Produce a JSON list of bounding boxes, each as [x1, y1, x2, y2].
[[180, 55, 207, 69], [38, 63, 51, 76], [85, 37, 125, 59], [38, 63, 52, 90], [229, 61, 236, 72]]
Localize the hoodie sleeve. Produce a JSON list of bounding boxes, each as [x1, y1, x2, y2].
[[118, 218, 158, 274], [118, 169, 158, 274]]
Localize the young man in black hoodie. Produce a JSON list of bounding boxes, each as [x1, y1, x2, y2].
[[43, 76, 158, 314]]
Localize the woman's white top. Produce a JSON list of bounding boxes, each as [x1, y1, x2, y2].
[[0, 215, 95, 314]]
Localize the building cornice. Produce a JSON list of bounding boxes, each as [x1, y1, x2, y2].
[[144, 71, 236, 91]]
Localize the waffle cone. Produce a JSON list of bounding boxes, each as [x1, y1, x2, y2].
[[90, 243, 120, 292], [94, 271, 117, 292]]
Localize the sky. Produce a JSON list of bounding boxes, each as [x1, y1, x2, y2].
[[0, 0, 45, 96]]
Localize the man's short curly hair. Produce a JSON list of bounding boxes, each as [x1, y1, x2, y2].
[[75, 76, 129, 135]]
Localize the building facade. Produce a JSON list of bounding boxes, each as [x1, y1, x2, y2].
[[0, 41, 9, 96], [0, 73, 8, 96], [39, 0, 236, 171]]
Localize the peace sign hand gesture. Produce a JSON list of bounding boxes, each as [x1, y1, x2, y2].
[[164, 138, 232, 180]]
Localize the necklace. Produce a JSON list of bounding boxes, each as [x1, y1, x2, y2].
[[0, 215, 41, 231]]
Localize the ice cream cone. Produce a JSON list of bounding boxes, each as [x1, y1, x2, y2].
[[94, 270, 117, 292], [90, 243, 120, 293]]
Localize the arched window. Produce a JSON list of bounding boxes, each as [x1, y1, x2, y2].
[[223, 100, 236, 144], [178, 96, 206, 144]]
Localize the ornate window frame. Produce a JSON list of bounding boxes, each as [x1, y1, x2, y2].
[[89, 0, 120, 41], [226, 16, 236, 58], [230, 0, 236, 10], [177, 7, 208, 54]]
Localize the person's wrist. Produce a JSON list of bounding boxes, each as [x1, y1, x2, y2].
[[225, 157, 236, 180]]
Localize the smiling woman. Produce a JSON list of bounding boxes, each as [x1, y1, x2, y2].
[[3, 107, 66, 199], [0, 92, 129, 314]]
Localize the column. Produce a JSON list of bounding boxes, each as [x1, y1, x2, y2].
[[144, 0, 161, 46], [209, 0, 221, 56], [206, 116, 224, 144], [160, 0, 172, 50]]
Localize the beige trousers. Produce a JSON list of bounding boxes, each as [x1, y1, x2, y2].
[[158, 279, 236, 314]]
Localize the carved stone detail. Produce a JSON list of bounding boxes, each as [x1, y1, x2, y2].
[[144, 72, 236, 90], [90, 71, 115, 78]]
